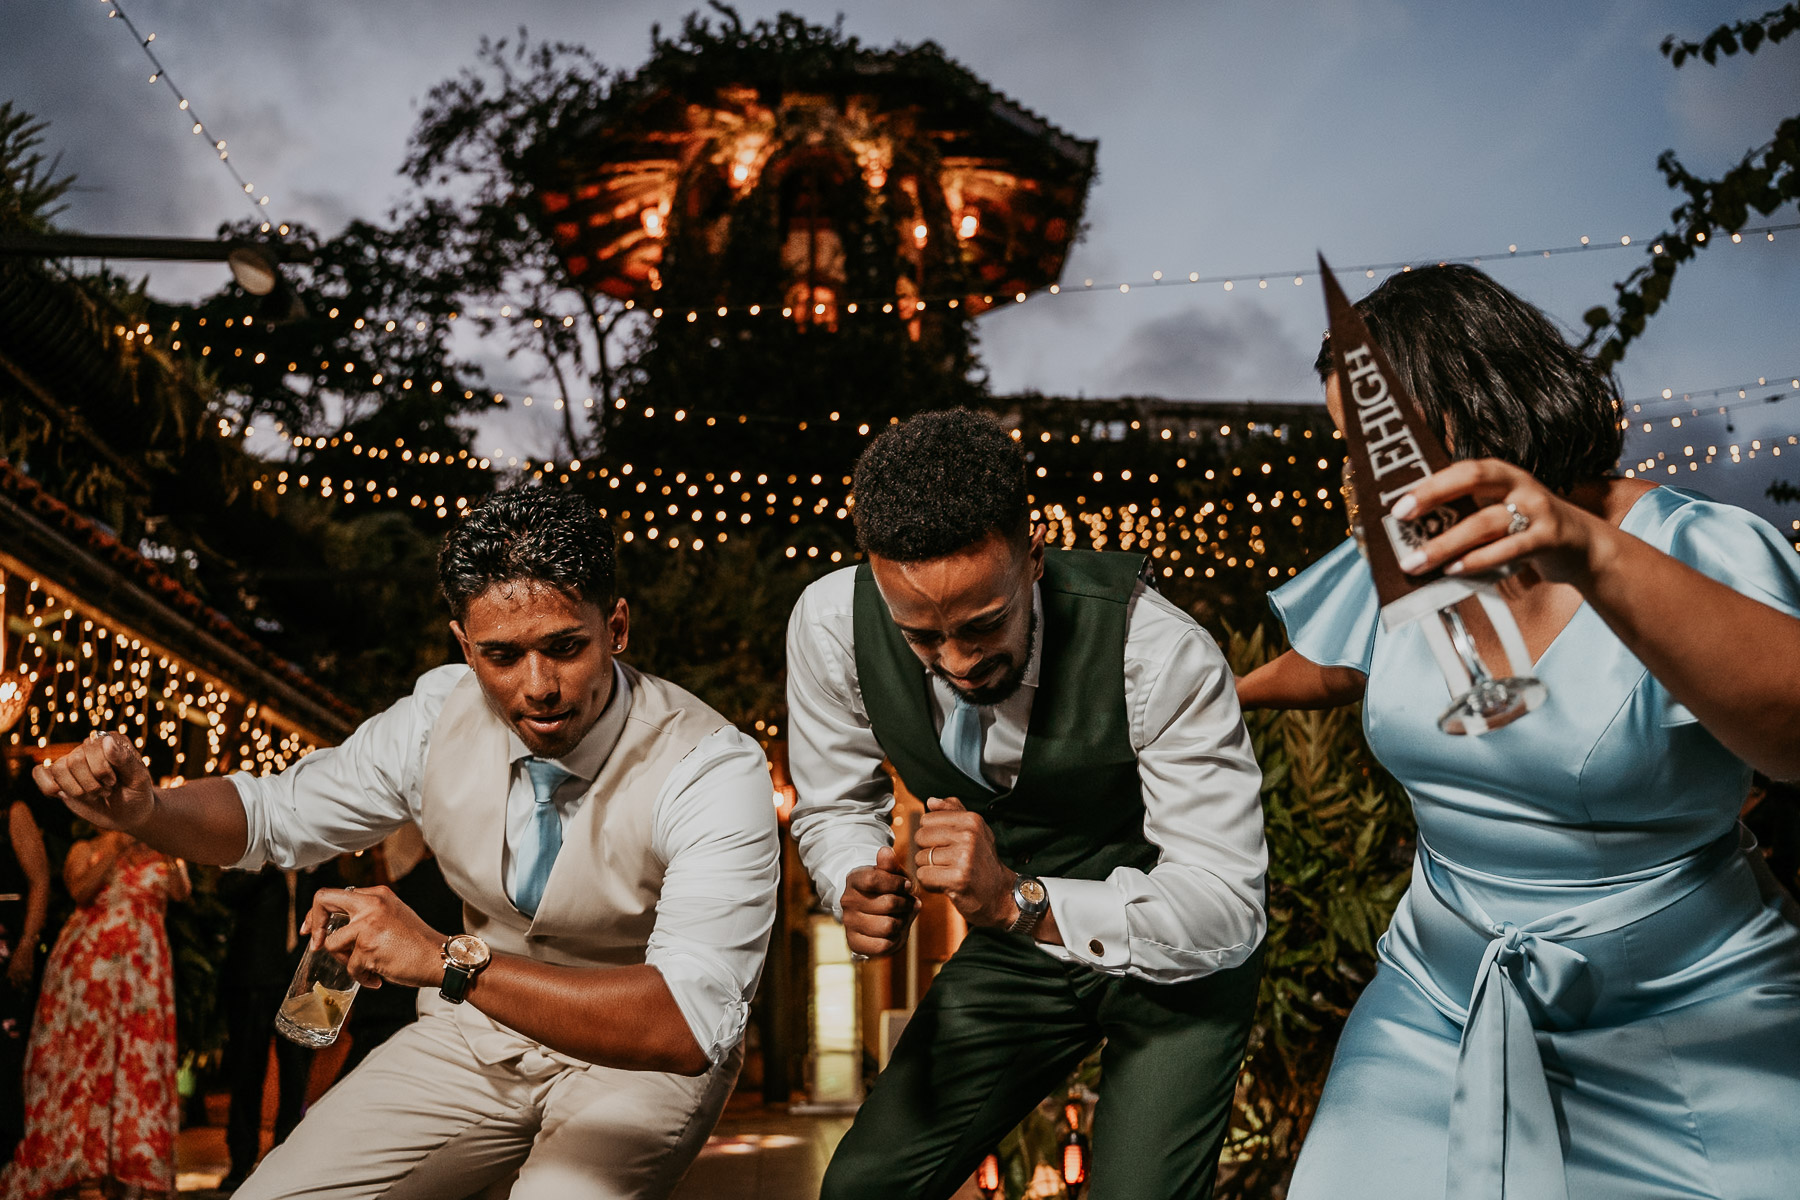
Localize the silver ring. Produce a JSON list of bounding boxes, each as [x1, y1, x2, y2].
[[927, 847, 937, 869], [343, 886, 357, 894], [1505, 503, 1530, 536]]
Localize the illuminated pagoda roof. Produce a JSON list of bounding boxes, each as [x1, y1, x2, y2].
[[525, 28, 1097, 321]]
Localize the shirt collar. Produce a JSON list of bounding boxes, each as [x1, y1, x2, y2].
[[503, 660, 632, 783], [1021, 582, 1043, 690]]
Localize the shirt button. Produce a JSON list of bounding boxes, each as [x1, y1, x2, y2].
[[1088, 939, 1105, 956], [1020, 853, 1032, 865]]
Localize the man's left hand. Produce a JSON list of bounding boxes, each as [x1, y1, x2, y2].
[[305, 885, 446, 989], [914, 797, 1018, 929]]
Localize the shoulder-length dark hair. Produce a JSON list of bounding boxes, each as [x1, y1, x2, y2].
[[1315, 264, 1623, 493]]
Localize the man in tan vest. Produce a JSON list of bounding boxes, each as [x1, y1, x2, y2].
[[34, 489, 781, 1199]]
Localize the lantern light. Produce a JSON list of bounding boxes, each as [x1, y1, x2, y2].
[[975, 1152, 1001, 1199]]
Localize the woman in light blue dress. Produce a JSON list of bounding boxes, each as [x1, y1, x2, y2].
[[1238, 265, 1800, 1200]]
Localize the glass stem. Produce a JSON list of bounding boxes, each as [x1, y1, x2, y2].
[[1441, 606, 1491, 684]]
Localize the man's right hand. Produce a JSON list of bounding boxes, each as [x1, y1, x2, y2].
[[840, 847, 918, 959], [33, 733, 157, 833]]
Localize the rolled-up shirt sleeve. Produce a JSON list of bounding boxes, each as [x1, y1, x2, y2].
[[785, 570, 895, 915], [1041, 586, 1268, 983], [228, 665, 459, 871], [644, 727, 782, 1067]]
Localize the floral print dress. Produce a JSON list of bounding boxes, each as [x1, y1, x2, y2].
[[2, 842, 179, 1199]]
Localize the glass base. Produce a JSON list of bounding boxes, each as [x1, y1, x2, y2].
[[274, 1008, 347, 1048], [1438, 676, 1547, 736]]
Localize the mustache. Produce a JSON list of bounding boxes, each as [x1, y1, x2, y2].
[[931, 656, 1012, 685]]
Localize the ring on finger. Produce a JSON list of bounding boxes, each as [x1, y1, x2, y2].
[[927, 847, 937, 869], [1505, 502, 1530, 537]]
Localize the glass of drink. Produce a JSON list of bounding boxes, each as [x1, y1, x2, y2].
[[1425, 594, 1548, 736], [1344, 460, 1546, 736], [274, 910, 359, 1048]]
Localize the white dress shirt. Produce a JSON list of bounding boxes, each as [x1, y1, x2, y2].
[[229, 661, 779, 1066], [786, 565, 1268, 984]]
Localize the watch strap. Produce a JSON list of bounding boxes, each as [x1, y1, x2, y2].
[[439, 936, 488, 1004], [440, 960, 475, 1004]]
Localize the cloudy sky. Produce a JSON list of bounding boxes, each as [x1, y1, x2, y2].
[[6, 0, 1798, 521]]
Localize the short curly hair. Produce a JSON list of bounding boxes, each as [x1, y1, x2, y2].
[[437, 487, 616, 619], [1315, 264, 1623, 493], [852, 409, 1029, 561]]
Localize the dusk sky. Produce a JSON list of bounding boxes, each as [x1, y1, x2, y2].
[[7, 1, 1797, 522]]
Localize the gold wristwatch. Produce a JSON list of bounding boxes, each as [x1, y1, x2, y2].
[[439, 933, 491, 1004]]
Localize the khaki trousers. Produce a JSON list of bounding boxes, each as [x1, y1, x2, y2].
[[236, 1006, 738, 1200]]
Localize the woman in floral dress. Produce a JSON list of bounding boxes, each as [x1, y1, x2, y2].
[[0, 790, 52, 1161], [1, 830, 189, 1200]]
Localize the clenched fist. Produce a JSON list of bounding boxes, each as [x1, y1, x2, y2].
[[840, 847, 918, 959], [34, 732, 157, 833], [914, 796, 1018, 930]]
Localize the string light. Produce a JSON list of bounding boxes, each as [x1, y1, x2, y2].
[[101, 0, 278, 227], [1626, 374, 1800, 415], [177, 221, 1799, 341], [0, 565, 319, 773]]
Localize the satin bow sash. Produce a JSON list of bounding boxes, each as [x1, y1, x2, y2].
[[1418, 829, 1741, 1200]]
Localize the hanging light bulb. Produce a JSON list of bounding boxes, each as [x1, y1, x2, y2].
[[0, 576, 30, 734]]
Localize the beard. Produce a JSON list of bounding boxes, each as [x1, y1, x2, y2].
[[933, 609, 1038, 708]]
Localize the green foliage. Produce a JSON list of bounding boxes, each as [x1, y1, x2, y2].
[[152, 216, 490, 445], [0, 102, 73, 234], [1582, 6, 1800, 369], [167, 866, 233, 1061], [611, 529, 819, 730], [1661, 5, 1800, 66], [1216, 624, 1413, 1196], [404, 36, 626, 449]]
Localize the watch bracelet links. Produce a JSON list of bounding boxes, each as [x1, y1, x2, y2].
[[1007, 876, 1047, 937]]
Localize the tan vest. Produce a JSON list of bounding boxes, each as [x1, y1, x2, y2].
[[416, 663, 733, 1062]]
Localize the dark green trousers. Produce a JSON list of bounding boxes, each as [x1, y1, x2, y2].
[[820, 931, 1263, 1200]]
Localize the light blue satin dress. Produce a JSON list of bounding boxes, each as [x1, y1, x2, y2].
[[1272, 486, 1800, 1200]]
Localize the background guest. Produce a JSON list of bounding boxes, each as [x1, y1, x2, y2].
[[215, 864, 318, 1193], [0, 767, 50, 1162], [1, 826, 189, 1200]]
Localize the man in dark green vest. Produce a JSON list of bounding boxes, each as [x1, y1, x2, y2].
[[787, 408, 1267, 1199]]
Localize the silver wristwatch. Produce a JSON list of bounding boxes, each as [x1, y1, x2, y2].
[[1007, 875, 1049, 938]]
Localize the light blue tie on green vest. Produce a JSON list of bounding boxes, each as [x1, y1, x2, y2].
[[513, 758, 573, 917], [940, 695, 989, 789]]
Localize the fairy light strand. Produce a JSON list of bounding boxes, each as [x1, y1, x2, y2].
[[0, 565, 319, 774], [102, 0, 277, 228], [158, 221, 1798, 346]]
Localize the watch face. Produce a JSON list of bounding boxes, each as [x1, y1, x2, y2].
[[1017, 877, 1048, 907], [445, 934, 490, 970]]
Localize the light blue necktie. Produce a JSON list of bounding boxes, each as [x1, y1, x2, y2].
[[940, 695, 988, 789], [512, 758, 572, 918]]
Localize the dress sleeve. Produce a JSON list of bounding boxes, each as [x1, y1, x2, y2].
[[1266, 537, 1380, 673], [1651, 496, 1800, 725], [1660, 497, 1800, 617]]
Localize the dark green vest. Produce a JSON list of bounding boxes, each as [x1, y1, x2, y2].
[[851, 551, 1158, 881]]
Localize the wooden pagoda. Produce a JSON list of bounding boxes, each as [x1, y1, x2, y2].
[[526, 39, 1096, 329]]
